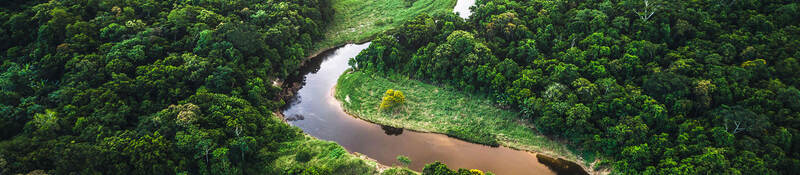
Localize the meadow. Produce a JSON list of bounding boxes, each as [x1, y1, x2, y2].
[[272, 135, 417, 174], [335, 70, 594, 167], [310, 0, 457, 56]]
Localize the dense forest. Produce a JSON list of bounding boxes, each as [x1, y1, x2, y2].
[[353, 0, 800, 174], [2, 0, 799, 174], [0, 0, 357, 174]]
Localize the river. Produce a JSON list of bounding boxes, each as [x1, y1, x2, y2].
[[280, 1, 588, 175], [453, 0, 475, 19]]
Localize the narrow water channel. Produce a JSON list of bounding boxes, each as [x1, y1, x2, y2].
[[281, 1, 588, 174]]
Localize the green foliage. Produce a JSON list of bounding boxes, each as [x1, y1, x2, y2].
[[446, 126, 499, 147], [422, 161, 489, 175], [32, 109, 58, 132], [312, 0, 457, 53], [381, 167, 417, 175], [295, 149, 313, 163], [380, 89, 406, 111], [272, 137, 378, 175], [353, 0, 800, 174], [397, 155, 411, 167], [0, 0, 368, 174], [336, 71, 580, 161]]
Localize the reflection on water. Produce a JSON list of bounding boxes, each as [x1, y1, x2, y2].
[[285, 114, 305, 121], [381, 125, 404, 136], [537, 154, 590, 175]]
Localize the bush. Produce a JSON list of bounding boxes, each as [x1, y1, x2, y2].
[[397, 155, 411, 167], [379, 89, 406, 111], [295, 149, 313, 162], [446, 126, 499, 147], [381, 167, 416, 175], [422, 161, 490, 175]]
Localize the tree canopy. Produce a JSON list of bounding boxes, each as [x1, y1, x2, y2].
[[0, 0, 339, 174], [353, 0, 800, 174]]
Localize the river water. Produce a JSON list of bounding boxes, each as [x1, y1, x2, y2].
[[280, 1, 588, 174], [453, 0, 475, 19]]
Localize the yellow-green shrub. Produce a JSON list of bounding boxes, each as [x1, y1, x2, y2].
[[379, 89, 405, 110]]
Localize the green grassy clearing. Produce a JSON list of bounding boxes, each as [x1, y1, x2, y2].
[[311, 0, 457, 55], [335, 70, 590, 166], [271, 135, 377, 174], [271, 135, 417, 174]]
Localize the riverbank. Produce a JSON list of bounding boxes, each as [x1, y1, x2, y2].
[[281, 43, 425, 174], [284, 0, 457, 168], [335, 70, 601, 174], [308, 0, 457, 56], [272, 134, 417, 174]]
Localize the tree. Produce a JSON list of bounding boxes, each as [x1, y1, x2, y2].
[[397, 14, 437, 49], [353, 34, 405, 72], [0, 0, 342, 174], [566, 103, 593, 140], [4, 0, 800, 174], [508, 39, 540, 63], [692, 80, 716, 109], [483, 12, 530, 42], [380, 89, 406, 111], [422, 161, 486, 175], [100, 23, 127, 41], [713, 105, 766, 136], [32, 109, 58, 132], [422, 161, 454, 175], [205, 66, 235, 93], [632, 0, 660, 22], [571, 78, 598, 102]]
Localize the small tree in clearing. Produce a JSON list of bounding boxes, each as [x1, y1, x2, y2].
[[380, 89, 406, 111]]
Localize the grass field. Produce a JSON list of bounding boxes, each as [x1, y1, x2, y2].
[[310, 0, 457, 55], [335, 70, 593, 167], [271, 135, 417, 174]]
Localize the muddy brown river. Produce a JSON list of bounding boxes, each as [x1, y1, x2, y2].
[[281, 1, 589, 175]]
